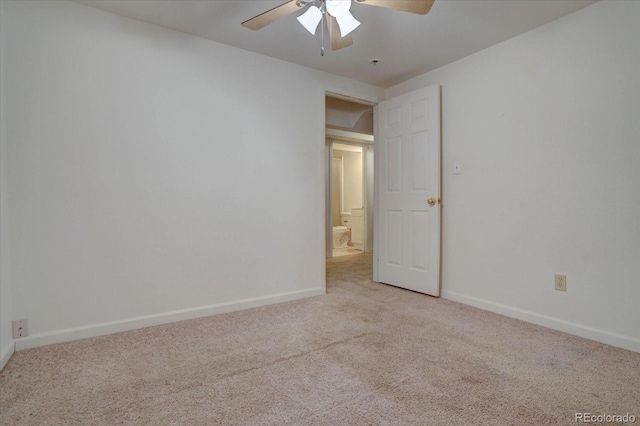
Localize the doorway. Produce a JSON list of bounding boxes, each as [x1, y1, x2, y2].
[[323, 85, 442, 296], [331, 142, 366, 257], [325, 95, 375, 260]]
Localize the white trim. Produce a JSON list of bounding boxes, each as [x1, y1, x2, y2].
[[325, 137, 334, 259], [0, 339, 14, 371], [326, 127, 373, 143], [325, 91, 378, 107], [320, 88, 329, 287], [15, 288, 324, 351], [442, 290, 640, 353], [372, 104, 379, 282]]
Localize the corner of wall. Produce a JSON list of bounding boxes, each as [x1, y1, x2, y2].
[[13, 287, 324, 351], [442, 291, 640, 353], [0, 339, 15, 371], [0, 0, 15, 370]]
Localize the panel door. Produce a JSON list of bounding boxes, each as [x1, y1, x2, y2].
[[375, 85, 441, 296]]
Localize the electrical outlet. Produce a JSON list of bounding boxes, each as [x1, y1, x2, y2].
[[554, 274, 567, 292], [12, 319, 29, 338]]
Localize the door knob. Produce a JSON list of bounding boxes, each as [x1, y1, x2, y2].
[[427, 197, 438, 206]]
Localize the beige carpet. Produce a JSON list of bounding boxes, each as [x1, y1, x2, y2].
[[1, 254, 638, 425]]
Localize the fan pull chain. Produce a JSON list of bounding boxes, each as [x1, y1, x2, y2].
[[320, 4, 325, 56]]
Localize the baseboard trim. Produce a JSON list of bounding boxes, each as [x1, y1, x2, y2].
[[15, 287, 324, 351], [441, 290, 640, 353], [0, 339, 15, 371]]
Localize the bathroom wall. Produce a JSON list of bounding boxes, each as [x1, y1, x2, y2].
[[332, 149, 363, 215], [331, 157, 342, 227]]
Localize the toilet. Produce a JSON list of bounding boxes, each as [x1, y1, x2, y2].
[[333, 212, 353, 249], [332, 226, 351, 249]]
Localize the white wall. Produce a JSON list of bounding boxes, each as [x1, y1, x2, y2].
[[387, 0, 640, 351], [4, 0, 637, 356], [332, 150, 363, 214], [3, 0, 382, 349], [0, 0, 15, 369]]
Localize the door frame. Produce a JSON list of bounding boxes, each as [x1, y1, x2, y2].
[[327, 136, 373, 256], [321, 86, 442, 294], [330, 155, 344, 229], [322, 90, 379, 268]]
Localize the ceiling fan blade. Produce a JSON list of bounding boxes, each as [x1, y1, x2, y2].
[[356, 0, 435, 15], [241, 1, 301, 30], [327, 14, 353, 51]]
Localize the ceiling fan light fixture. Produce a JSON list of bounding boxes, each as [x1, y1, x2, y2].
[[325, 0, 360, 37], [326, 0, 351, 17], [297, 5, 323, 35], [335, 11, 360, 37], [242, 0, 436, 55]]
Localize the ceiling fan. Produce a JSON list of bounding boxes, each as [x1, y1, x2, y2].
[[241, 0, 435, 55]]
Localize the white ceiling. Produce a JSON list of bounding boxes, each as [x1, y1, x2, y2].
[[74, 0, 597, 88]]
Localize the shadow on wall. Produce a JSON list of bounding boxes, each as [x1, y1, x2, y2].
[[326, 97, 373, 133]]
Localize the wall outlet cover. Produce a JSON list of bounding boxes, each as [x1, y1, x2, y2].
[[12, 319, 29, 338], [554, 274, 567, 292]]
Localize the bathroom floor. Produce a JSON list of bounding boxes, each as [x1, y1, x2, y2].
[[332, 247, 363, 257]]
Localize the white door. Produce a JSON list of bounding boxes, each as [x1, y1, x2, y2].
[[375, 85, 441, 296]]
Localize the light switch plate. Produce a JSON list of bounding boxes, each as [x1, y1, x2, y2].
[[453, 160, 461, 175]]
